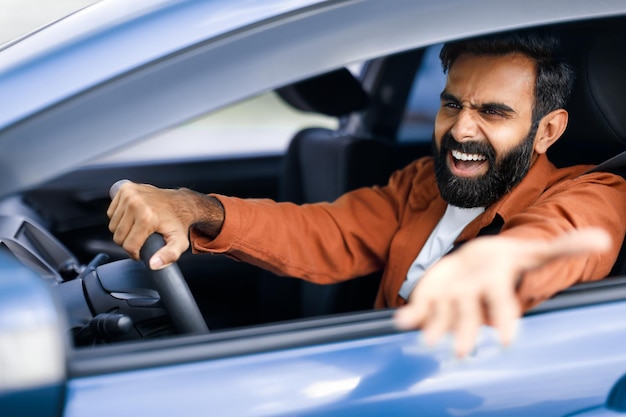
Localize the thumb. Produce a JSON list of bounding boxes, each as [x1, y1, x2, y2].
[[538, 228, 611, 263], [554, 227, 611, 252], [148, 233, 189, 270], [149, 252, 167, 270]]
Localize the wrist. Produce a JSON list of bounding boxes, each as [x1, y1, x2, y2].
[[181, 189, 224, 238]]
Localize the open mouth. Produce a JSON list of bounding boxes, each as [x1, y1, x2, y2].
[[448, 149, 488, 177]]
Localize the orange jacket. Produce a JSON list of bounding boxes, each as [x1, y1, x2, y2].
[[190, 154, 626, 312]]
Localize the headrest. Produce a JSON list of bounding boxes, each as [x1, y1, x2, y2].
[[549, 31, 626, 166], [276, 68, 370, 117]]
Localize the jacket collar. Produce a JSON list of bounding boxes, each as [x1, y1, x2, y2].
[[491, 153, 555, 222], [456, 153, 556, 241]]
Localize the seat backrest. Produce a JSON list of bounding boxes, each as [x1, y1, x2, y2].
[[258, 68, 396, 320], [549, 29, 626, 276], [547, 30, 626, 167], [281, 129, 396, 318], [281, 127, 396, 204]]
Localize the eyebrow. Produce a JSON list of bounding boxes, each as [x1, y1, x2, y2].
[[440, 92, 517, 114]]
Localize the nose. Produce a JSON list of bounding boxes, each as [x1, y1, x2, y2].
[[450, 108, 479, 141]]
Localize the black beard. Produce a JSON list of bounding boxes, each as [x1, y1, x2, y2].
[[432, 128, 536, 208]]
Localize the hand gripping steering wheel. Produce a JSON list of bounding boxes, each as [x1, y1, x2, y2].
[[110, 180, 208, 335]]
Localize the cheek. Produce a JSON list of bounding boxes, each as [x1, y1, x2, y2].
[[433, 112, 449, 145], [488, 126, 532, 157]]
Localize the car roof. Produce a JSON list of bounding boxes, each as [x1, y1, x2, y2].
[[0, 0, 624, 198]]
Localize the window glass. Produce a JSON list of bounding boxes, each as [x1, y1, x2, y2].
[[396, 44, 446, 143], [90, 91, 338, 165]]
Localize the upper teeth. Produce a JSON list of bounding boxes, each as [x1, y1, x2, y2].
[[452, 150, 486, 161]]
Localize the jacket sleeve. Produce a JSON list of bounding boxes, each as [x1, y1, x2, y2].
[[189, 160, 425, 284], [499, 171, 626, 311]]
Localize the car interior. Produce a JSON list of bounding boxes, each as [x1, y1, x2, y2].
[[1, 15, 626, 347]]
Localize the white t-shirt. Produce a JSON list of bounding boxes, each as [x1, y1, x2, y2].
[[398, 204, 485, 299]]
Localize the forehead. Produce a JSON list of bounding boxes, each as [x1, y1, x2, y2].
[[445, 52, 536, 110]]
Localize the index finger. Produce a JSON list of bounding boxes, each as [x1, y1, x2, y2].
[[106, 179, 131, 220], [483, 279, 520, 347], [109, 179, 131, 200]]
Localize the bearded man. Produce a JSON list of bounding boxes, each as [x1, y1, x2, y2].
[[107, 31, 626, 356]]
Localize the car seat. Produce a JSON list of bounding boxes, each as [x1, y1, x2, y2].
[[547, 28, 626, 274], [257, 68, 397, 321]]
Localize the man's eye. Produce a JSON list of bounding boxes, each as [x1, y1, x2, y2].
[[483, 109, 504, 117], [443, 102, 461, 110]]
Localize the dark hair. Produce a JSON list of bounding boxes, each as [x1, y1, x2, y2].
[[439, 30, 574, 127]]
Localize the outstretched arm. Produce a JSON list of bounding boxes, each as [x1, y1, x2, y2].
[[393, 228, 611, 358]]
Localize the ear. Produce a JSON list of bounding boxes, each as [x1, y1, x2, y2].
[[533, 109, 569, 154]]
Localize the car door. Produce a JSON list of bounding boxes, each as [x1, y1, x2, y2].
[[4, 250, 626, 417], [61, 290, 626, 417]]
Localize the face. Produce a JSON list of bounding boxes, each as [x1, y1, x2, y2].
[[433, 52, 538, 208]]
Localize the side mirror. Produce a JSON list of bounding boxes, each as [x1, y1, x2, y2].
[[0, 251, 67, 417]]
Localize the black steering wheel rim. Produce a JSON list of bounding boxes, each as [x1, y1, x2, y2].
[[139, 233, 208, 334]]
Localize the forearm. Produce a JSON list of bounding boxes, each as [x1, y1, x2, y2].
[[499, 174, 626, 310], [190, 190, 399, 283]]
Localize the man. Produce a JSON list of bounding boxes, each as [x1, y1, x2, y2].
[[107, 31, 626, 357]]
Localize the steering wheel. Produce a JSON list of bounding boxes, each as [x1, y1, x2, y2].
[[110, 180, 208, 335]]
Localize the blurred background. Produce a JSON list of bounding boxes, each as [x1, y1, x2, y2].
[[0, 0, 99, 45]]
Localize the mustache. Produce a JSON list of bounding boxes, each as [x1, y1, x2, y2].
[[440, 133, 496, 163]]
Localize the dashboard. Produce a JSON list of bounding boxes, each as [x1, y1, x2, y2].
[[0, 197, 174, 347]]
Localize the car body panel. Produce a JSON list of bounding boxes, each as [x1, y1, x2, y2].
[[63, 302, 626, 416]]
